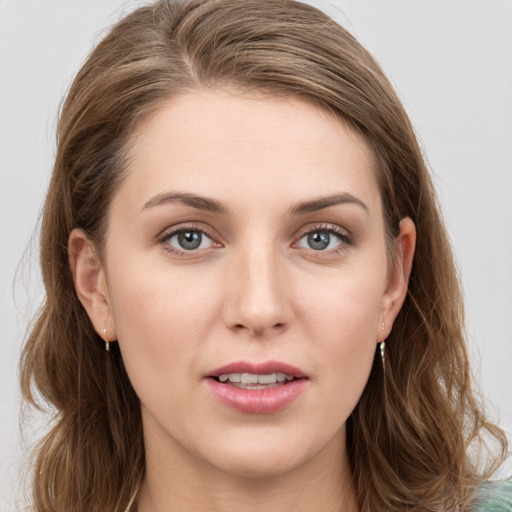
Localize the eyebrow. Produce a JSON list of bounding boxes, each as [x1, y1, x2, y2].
[[140, 191, 369, 216], [288, 193, 369, 216], [140, 192, 231, 214]]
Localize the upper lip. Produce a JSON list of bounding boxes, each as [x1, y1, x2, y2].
[[207, 360, 308, 379]]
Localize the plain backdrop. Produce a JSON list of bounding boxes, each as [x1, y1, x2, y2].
[[1, 0, 511, 508]]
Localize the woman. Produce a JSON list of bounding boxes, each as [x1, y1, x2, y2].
[[20, 0, 510, 511]]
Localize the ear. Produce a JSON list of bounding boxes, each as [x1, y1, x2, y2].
[[68, 228, 117, 344], [378, 217, 416, 341]]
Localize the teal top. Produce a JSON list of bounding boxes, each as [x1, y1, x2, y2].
[[474, 479, 512, 511]]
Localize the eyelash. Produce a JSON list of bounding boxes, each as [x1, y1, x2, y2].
[[158, 224, 220, 256], [157, 223, 353, 257], [295, 223, 353, 256]]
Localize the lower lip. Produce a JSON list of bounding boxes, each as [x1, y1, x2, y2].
[[206, 378, 308, 414]]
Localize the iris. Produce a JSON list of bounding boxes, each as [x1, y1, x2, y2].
[[307, 231, 331, 250], [178, 230, 202, 250]]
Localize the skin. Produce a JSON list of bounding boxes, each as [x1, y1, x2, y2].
[[69, 89, 416, 512]]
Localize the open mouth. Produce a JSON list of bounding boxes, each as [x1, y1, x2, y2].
[[212, 372, 298, 390], [206, 363, 308, 413]]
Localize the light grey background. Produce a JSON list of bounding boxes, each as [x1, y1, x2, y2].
[[1, 0, 511, 508]]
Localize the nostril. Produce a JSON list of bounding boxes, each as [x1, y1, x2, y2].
[[230, 322, 287, 336]]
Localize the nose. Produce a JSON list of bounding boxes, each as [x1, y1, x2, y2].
[[223, 244, 292, 338]]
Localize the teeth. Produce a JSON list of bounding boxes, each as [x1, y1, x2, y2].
[[256, 374, 276, 384], [233, 382, 280, 390], [242, 373, 259, 384], [217, 372, 295, 384]]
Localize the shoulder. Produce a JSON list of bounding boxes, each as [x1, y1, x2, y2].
[[473, 479, 512, 511]]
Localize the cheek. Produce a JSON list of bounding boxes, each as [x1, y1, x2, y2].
[[300, 261, 386, 343], [309, 294, 378, 380], [298, 264, 385, 401], [106, 255, 222, 382]]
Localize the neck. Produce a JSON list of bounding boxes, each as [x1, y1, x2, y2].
[[135, 423, 358, 512]]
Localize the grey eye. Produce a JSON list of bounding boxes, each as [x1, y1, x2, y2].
[[297, 229, 344, 251], [177, 230, 203, 250], [165, 229, 214, 251], [307, 231, 331, 250]]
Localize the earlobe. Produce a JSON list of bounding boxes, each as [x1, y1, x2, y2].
[[378, 217, 416, 341], [68, 228, 117, 342]]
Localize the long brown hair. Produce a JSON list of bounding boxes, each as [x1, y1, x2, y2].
[[20, 0, 507, 510]]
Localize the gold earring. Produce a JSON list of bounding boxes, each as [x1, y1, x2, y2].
[[102, 328, 110, 352], [380, 341, 386, 372]]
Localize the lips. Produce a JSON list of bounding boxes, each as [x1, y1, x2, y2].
[[205, 360, 308, 414]]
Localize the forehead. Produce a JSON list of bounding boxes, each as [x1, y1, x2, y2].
[[117, 88, 380, 215]]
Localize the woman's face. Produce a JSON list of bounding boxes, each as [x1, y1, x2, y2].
[[72, 89, 414, 480]]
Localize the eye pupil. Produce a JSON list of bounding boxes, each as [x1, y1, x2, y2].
[[178, 231, 202, 250], [307, 231, 330, 250]]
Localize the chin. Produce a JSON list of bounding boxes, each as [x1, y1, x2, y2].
[[214, 450, 307, 480], [200, 425, 339, 480]]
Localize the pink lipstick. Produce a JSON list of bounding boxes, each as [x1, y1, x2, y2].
[[205, 360, 308, 414]]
